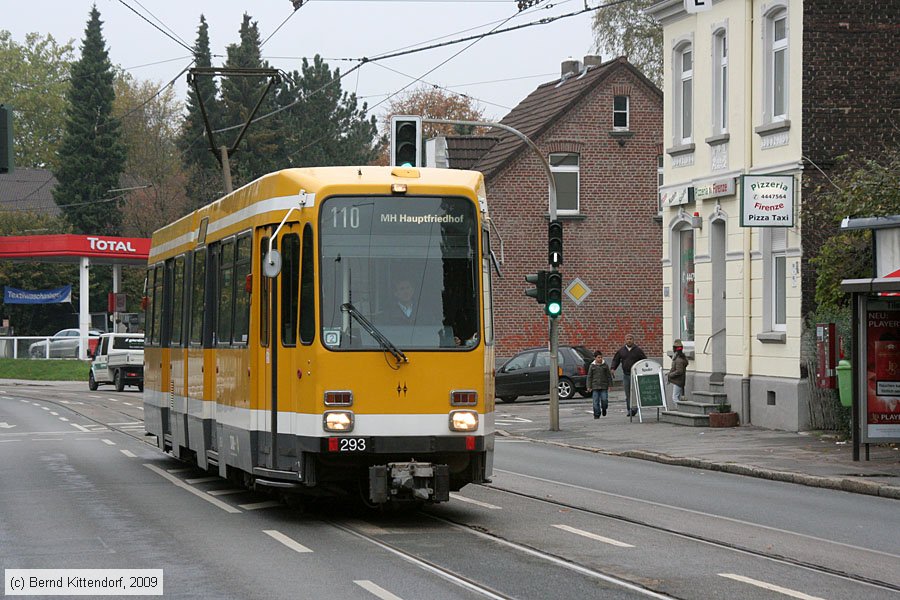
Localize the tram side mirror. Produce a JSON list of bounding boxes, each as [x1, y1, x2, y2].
[[263, 250, 282, 278]]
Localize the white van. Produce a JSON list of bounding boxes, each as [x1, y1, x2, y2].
[[89, 333, 144, 391]]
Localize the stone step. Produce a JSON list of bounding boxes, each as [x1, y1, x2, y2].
[[660, 410, 709, 427], [673, 400, 720, 416], [693, 390, 729, 403]]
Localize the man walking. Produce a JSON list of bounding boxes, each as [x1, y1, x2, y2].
[[611, 334, 646, 417], [586, 350, 613, 418]]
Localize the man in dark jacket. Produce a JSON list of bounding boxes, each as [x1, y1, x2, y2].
[[668, 339, 688, 404], [611, 334, 647, 417]]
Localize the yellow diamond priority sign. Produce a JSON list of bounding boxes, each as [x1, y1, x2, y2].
[[564, 277, 591, 305]]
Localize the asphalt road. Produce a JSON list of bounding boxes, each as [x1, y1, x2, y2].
[[2, 382, 898, 599]]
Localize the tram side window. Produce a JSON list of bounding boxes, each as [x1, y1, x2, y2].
[[217, 239, 235, 346], [190, 248, 206, 346], [299, 225, 315, 344], [150, 264, 163, 346], [232, 234, 252, 344], [171, 256, 185, 347], [259, 237, 270, 347], [281, 233, 300, 347]]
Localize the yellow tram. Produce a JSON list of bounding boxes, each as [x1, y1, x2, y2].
[[143, 166, 495, 505]]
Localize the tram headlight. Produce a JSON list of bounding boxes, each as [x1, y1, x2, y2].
[[449, 410, 479, 432], [323, 410, 354, 432]]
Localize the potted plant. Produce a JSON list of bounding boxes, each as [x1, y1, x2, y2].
[[708, 401, 739, 427]]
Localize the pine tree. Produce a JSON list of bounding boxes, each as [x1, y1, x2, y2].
[[52, 6, 126, 235], [275, 55, 379, 168], [179, 15, 224, 209], [219, 14, 280, 186]]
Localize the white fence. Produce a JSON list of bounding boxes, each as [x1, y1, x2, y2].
[[0, 336, 92, 360]]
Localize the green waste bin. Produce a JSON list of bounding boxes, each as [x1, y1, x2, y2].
[[836, 359, 852, 407]]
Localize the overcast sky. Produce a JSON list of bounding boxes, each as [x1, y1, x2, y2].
[[5, 0, 601, 122]]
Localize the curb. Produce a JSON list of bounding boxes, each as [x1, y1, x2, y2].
[[496, 430, 900, 500]]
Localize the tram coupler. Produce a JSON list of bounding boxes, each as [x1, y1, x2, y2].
[[368, 462, 450, 504]]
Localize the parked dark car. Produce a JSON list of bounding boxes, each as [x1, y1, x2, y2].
[[495, 345, 594, 402]]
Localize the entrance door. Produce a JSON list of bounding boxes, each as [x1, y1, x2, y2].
[[257, 229, 276, 469], [710, 219, 727, 377]]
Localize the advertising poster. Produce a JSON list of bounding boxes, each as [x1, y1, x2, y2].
[[866, 308, 900, 438]]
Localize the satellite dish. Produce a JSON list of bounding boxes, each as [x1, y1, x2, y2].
[[263, 250, 282, 278]]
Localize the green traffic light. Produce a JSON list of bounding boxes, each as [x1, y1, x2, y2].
[[546, 301, 561, 317]]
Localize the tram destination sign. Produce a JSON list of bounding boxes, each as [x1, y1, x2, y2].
[[740, 174, 794, 227]]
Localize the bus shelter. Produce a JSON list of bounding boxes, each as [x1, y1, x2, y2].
[[0, 234, 150, 359], [839, 215, 900, 461]]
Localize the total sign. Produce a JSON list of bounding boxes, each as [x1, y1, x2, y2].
[[740, 174, 794, 227]]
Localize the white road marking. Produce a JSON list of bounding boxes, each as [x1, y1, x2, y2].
[[144, 464, 241, 513], [719, 574, 825, 600], [552, 524, 634, 548], [449, 493, 502, 509], [137, 406, 144, 411], [50, 412, 58, 416], [495, 438, 531, 443], [185, 476, 220, 484], [166, 468, 191, 473], [239, 500, 282, 511], [0, 439, 20, 443], [107, 398, 118, 402], [70, 423, 90, 432], [494, 416, 533, 423], [89, 395, 103, 399], [207, 489, 244, 497], [354, 580, 403, 600], [496, 469, 900, 560], [101, 439, 116, 446], [33, 438, 63, 441], [120, 449, 137, 458], [40, 407, 50, 411], [263, 529, 312, 553], [123, 402, 133, 406], [0, 422, 16, 429], [59, 417, 69, 422]]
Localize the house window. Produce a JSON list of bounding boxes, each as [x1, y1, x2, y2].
[[549, 153, 579, 214], [713, 30, 728, 133], [672, 224, 695, 344], [675, 45, 694, 144], [613, 95, 629, 130], [771, 228, 787, 331], [657, 154, 664, 213], [759, 227, 788, 341], [766, 7, 788, 121]]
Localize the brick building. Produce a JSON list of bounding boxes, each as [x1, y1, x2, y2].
[[430, 56, 664, 361], [647, 0, 899, 431]]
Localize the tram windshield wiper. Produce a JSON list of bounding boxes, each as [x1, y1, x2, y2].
[[341, 302, 408, 365]]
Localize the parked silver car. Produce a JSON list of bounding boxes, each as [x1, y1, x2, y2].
[[28, 328, 102, 358]]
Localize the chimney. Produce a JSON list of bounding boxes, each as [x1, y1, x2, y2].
[[583, 55, 603, 69], [560, 58, 582, 79]]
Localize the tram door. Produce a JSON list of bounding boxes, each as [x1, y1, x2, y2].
[[257, 230, 275, 469]]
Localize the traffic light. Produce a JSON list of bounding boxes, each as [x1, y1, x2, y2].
[[524, 270, 548, 305], [545, 271, 562, 317], [0, 105, 13, 174], [548, 220, 562, 266], [390, 115, 422, 167]]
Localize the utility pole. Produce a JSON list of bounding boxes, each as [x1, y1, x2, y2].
[[424, 118, 562, 431]]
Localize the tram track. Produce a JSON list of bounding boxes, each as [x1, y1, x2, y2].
[[472, 481, 900, 595]]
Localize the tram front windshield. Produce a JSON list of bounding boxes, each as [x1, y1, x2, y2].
[[320, 195, 479, 351]]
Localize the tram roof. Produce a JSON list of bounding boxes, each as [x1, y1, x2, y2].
[[148, 166, 486, 262]]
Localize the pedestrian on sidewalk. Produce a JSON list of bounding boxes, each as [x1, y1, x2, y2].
[[667, 339, 688, 404], [611, 333, 646, 417], [586, 350, 613, 418]]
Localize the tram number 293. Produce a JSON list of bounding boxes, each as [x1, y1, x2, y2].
[[329, 437, 368, 452]]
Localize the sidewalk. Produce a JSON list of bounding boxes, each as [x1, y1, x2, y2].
[[495, 389, 900, 500]]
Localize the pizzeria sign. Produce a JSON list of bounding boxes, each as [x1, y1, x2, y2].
[[740, 174, 794, 227]]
